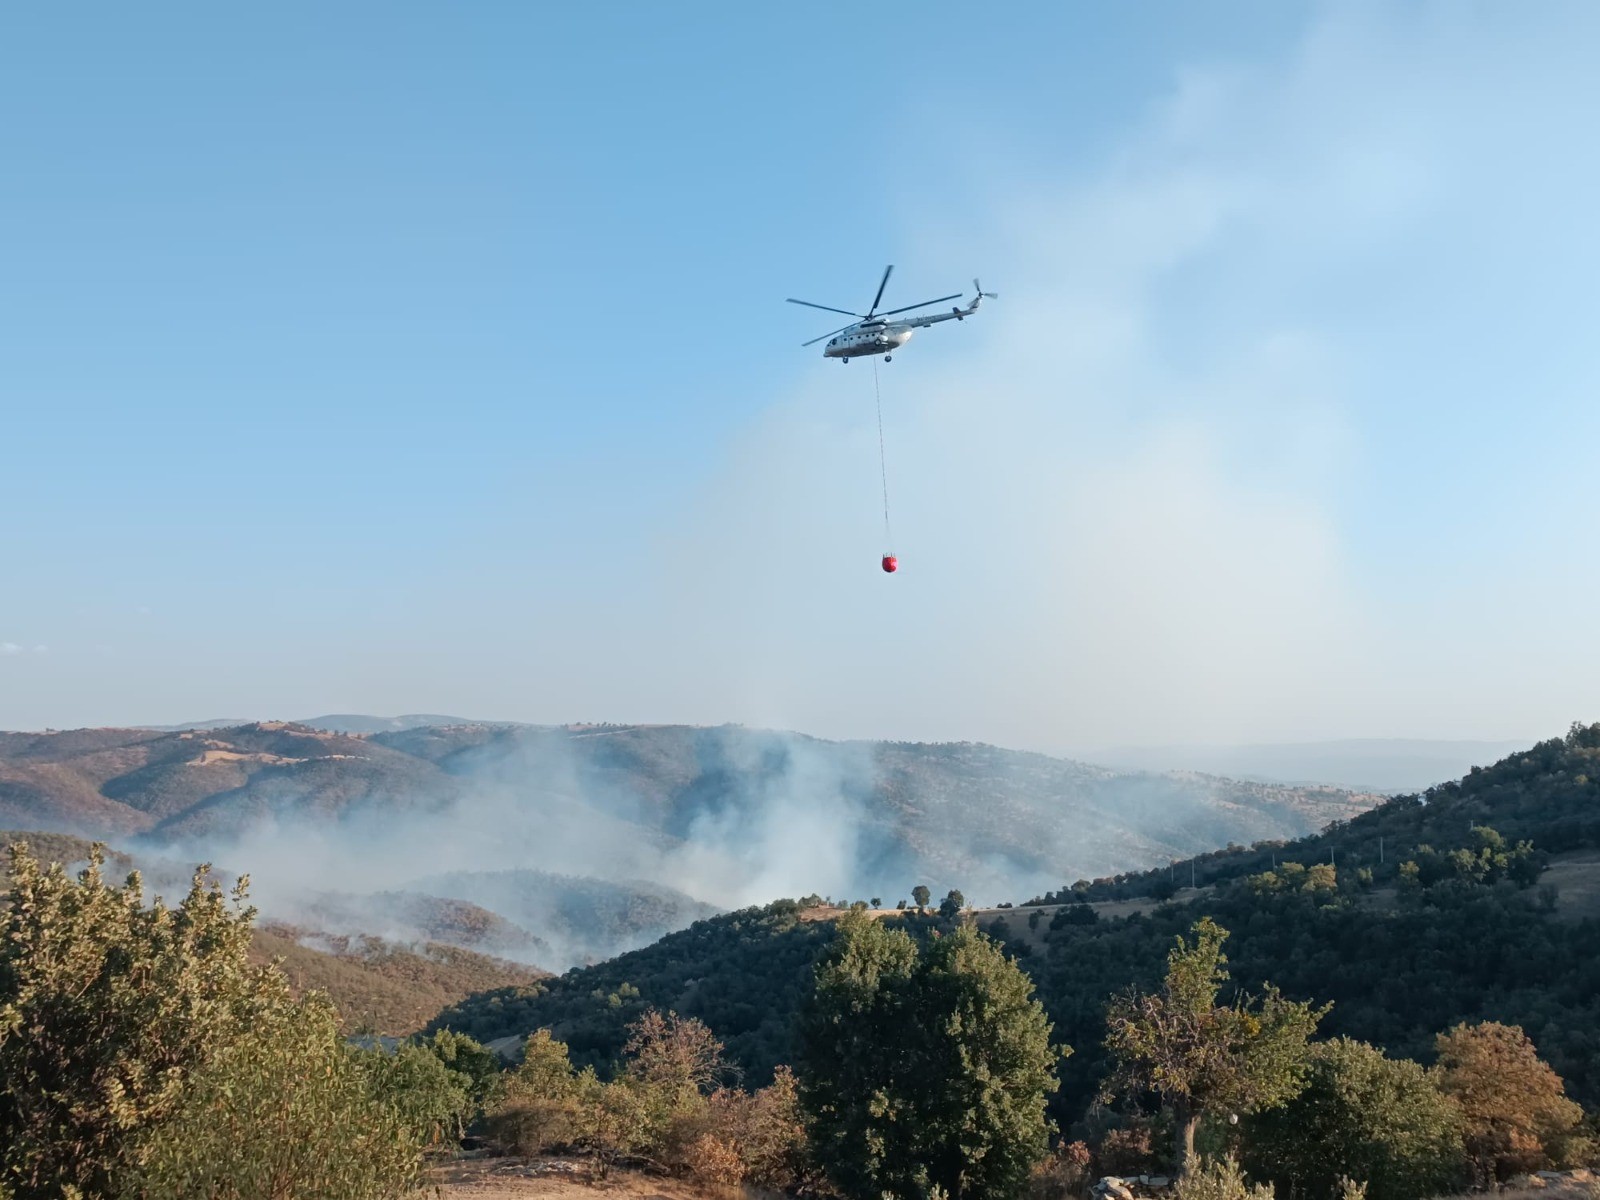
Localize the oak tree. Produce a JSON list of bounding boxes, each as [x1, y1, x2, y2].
[[1430, 1021, 1587, 1183], [1103, 918, 1325, 1174]]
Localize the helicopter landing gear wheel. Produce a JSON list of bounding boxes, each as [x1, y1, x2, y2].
[[884, 355, 892, 363]]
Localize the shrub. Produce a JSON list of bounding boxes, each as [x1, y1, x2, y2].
[[130, 992, 423, 1199], [1029, 1141, 1093, 1200], [695, 1067, 807, 1188], [1173, 1155, 1275, 1200], [1096, 1121, 1161, 1177], [484, 1015, 807, 1188], [482, 1029, 595, 1155], [0, 842, 426, 1200], [1242, 1037, 1466, 1200], [359, 1041, 473, 1149], [680, 1133, 746, 1185]]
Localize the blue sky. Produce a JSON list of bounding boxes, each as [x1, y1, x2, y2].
[[3, 2, 1598, 747]]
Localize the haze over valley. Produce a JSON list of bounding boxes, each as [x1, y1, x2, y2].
[[1, 715, 1389, 969]]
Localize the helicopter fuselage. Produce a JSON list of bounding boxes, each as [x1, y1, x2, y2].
[[824, 322, 914, 359], [821, 292, 985, 361]]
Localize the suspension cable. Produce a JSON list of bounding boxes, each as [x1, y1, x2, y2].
[[873, 360, 893, 549]]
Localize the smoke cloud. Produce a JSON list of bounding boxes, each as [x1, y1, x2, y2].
[[114, 722, 1375, 970], [581, 3, 1600, 751]]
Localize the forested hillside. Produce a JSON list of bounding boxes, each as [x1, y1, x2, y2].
[[1032, 721, 1600, 905], [426, 901, 834, 1074], [374, 722, 1379, 893], [429, 724, 1600, 1130], [0, 829, 129, 890]]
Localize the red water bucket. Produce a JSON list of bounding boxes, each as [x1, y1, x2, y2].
[[881, 554, 898, 573]]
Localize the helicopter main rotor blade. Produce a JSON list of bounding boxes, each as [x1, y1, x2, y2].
[[787, 298, 863, 318], [866, 264, 894, 315], [875, 293, 964, 318], [803, 322, 857, 347]]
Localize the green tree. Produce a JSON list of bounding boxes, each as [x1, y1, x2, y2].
[[132, 992, 423, 1198], [483, 1029, 596, 1155], [1409, 828, 1540, 890], [0, 845, 263, 1195], [1242, 1037, 1466, 1200], [618, 1008, 727, 1152], [1430, 1021, 1587, 1183], [417, 1028, 501, 1110], [358, 1040, 473, 1148], [1103, 918, 1326, 1175], [799, 912, 1063, 1200], [913, 884, 932, 911], [939, 889, 967, 919], [0, 842, 424, 1200]]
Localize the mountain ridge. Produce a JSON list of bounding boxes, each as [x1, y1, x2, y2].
[[1, 718, 1394, 967]]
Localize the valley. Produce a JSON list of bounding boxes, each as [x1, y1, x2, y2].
[[0, 717, 1384, 974]]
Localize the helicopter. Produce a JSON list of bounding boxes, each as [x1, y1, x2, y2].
[[787, 265, 995, 362]]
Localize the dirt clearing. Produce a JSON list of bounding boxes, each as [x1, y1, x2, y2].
[[429, 1156, 748, 1200]]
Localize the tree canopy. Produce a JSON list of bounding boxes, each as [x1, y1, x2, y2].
[[1431, 1020, 1589, 1183], [1103, 918, 1327, 1173], [799, 913, 1063, 1200], [1242, 1037, 1466, 1200], [0, 842, 433, 1199]]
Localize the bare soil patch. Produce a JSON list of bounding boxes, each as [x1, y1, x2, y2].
[[429, 1155, 750, 1200]]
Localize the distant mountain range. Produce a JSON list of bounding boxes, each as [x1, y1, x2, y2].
[[136, 715, 1534, 797], [150, 714, 490, 735], [0, 717, 1393, 928], [1077, 738, 1533, 794], [3, 722, 1387, 878]]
